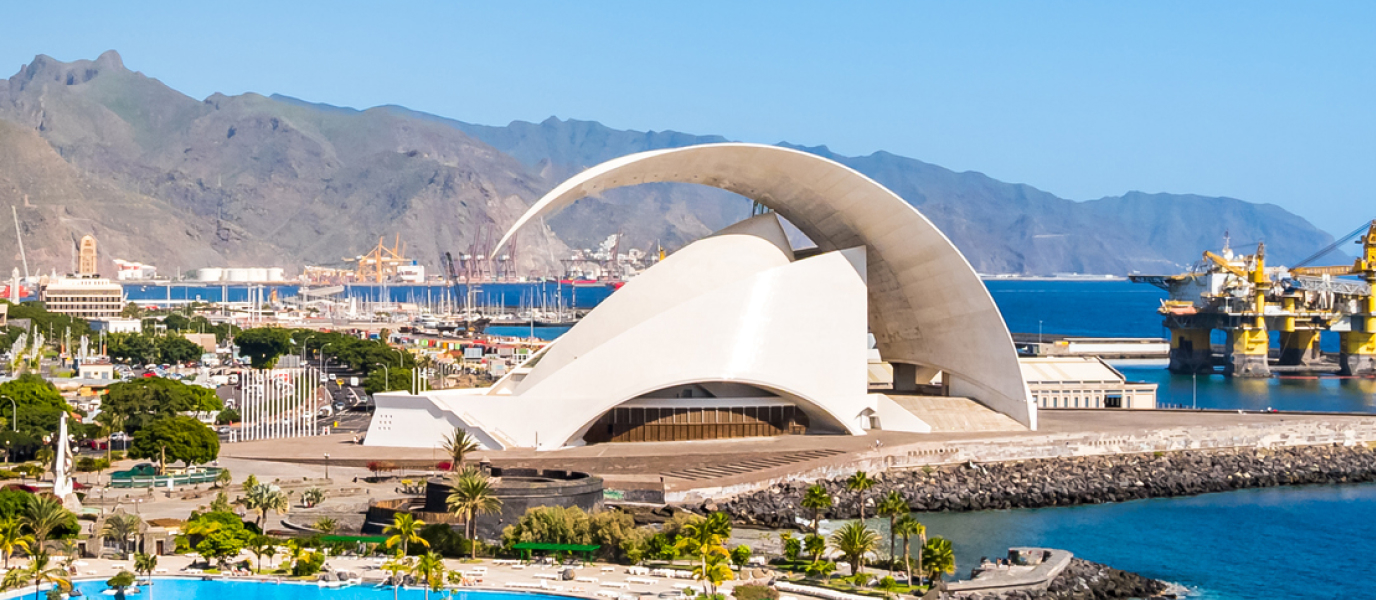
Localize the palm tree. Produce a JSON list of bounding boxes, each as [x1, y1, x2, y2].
[[23, 495, 74, 550], [875, 490, 908, 564], [801, 484, 832, 532], [414, 551, 446, 600], [0, 518, 32, 568], [246, 536, 277, 573], [380, 551, 413, 600], [674, 512, 733, 595], [301, 488, 325, 508], [0, 568, 24, 592], [101, 513, 143, 558], [693, 552, 735, 595], [440, 427, 480, 471], [892, 515, 925, 587], [243, 484, 290, 529], [845, 471, 875, 521], [444, 469, 502, 558], [384, 513, 429, 556], [23, 551, 70, 600], [828, 521, 880, 577], [921, 537, 956, 584], [134, 553, 157, 600], [214, 468, 232, 488]]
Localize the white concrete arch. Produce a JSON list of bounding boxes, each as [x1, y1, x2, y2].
[[497, 143, 1034, 429]]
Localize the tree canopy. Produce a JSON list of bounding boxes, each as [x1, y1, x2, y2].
[[101, 378, 222, 434], [235, 328, 294, 369], [129, 416, 219, 467], [0, 375, 74, 442]]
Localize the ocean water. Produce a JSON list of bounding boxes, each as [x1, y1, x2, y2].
[[855, 483, 1376, 600]]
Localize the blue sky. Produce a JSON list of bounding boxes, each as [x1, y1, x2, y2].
[[3, 1, 1373, 236]]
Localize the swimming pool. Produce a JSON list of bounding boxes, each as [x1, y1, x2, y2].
[[10, 578, 575, 600]]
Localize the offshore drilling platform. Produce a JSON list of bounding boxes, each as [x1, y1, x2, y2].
[[1130, 220, 1376, 378]]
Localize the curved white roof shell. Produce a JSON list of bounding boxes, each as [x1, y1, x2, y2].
[[497, 143, 1034, 428]]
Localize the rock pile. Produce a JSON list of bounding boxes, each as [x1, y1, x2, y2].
[[712, 444, 1376, 527], [960, 558, 1171, 600]]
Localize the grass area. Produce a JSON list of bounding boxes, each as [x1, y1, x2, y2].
[[780, 576, 926, 598]]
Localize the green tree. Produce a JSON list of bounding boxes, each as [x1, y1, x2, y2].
[[675, 512, 733, 595], [801, 483, 832, 532], [444, 469, 501, 558], [133, 553, 157, 584], [106, 570, 136, 600], [128, 416, 219, 471], [384, 513, 429, 556], [107, 333, 158, 366], [23, 551, 70, 600], [300, 488, 324, 508], [876, 490, 909, 563], [440, 428, 479, 471], [829, 521, 880, 577], [893, 515, 926, 587], [234, 328, 293, 369], [0, 518, 32, 568], [875, 576, 902, 599], [364, 367, 412, 395], [501, 505, 592, 547], [23, 495, 75, 549], [730, 544, 752, 568], [381, 551, 412, 600], [0, 375, 73, 440], [245, 536, 277, 573], [780, 531, 801, 562], [414, 551, 446, 600], [806, 559, 836, 581], [157, 336, 202, 364], [102, 378, 222, 434], [215, 409, 240, 425], [921, 537, 955, 583], [161, 314, 191, 332], [240, 483, 289, 530], [845, 471, 876, 521], [100, 514, 142, 558], [804, 533, 826, 563]]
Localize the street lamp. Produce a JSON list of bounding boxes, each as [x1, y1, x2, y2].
[[0, 395, 14, 431], [374, 363, 390, 392], [323, 452, 330, 480], [319, 342, 333, 376]]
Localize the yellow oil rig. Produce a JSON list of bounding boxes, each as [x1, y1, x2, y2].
[[1130, 220, 1376, 377]]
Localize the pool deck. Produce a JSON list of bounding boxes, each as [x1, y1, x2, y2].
[[9, 554, 750, 598]]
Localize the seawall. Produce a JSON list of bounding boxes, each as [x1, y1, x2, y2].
[[712, 443, 1376, 527]]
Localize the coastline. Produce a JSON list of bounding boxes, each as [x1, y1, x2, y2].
[[710, 444, 1376, 527]]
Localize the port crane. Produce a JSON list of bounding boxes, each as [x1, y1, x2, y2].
[[1130, 219, 1376, 378]]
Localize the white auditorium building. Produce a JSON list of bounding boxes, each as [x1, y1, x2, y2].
[[365, 143, 1037, 451]]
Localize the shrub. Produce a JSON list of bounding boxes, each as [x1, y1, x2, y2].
[[291, 550, 325, 576], [0, 470, 17, 480], [733, 585, 778, 600], [76, 457, 111, 472]]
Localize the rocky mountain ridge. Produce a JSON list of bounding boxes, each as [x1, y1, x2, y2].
[[0, 51, 1339, 277]]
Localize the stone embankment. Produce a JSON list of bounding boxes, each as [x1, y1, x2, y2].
[[960, 558, 1170, 600], [711, 444, 1376, 527]]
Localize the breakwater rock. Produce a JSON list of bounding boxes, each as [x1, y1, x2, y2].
[[962, 558, 1171, 600], [711, 444, 1376, 527]]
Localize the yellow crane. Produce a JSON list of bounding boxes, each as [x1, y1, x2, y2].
[[345, 234, 409, 283], [1290, 220, 1376, 279]]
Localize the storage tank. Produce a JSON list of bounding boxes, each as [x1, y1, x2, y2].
[[226, 268, 250, 282], [267, 267, 285, 282], [196, 268, 223, 282], [249, 268, 268, 282]]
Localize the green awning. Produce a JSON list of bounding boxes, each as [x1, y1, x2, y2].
[[510, 542, 601, 552], [320, 534, 388, 544]]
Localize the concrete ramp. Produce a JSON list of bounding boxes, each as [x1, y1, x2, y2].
[[885, 395, 1027, 433]]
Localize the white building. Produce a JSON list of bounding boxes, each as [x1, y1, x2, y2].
[[366, 143, 1035, 450], [90, 318, 141, 334], [1021, 357, 1158, 409], [112, 259, 157, 280], [40, 275, 124, 320]]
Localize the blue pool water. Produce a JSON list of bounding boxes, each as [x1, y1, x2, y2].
[[56, 579, 558, 600]]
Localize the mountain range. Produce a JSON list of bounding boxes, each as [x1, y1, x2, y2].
[[0, 51, 1339, 278]]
